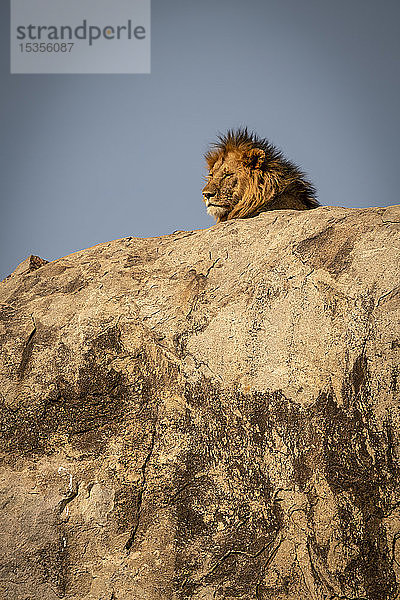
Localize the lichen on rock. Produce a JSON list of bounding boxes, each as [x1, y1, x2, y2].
[[0, 205, 399, 599]]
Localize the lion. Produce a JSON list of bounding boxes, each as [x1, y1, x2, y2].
[[202, 128, 319, 222]]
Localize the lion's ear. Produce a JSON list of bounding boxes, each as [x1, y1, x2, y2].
[[243, 148, 265, 170]]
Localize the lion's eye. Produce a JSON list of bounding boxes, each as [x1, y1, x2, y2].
[[222, 173, 233, 179]]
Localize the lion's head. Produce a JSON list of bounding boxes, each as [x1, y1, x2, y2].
[[202, 128, 318, 222]]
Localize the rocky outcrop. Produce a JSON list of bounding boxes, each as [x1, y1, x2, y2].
[[3, 254, 48, 280], [0, 205, 400, 600]]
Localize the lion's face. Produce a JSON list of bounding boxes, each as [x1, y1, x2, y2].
[[202, 151, 247, 221], [202, 128, 318, 221], [202, 148, 265, 222]]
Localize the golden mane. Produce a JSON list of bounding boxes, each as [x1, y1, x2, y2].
[[203, 128, 318, 221]]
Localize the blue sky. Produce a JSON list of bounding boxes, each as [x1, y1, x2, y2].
[[1, 0, 399, 279]]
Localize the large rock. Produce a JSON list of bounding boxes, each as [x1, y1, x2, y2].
[[0, 205, 399, 600]]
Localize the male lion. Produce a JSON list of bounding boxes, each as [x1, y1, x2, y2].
[[202, 128, 319, 222]]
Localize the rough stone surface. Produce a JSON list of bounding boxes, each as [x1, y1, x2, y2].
[[3, 254, 49, 280], [0, 205, 400, 600]]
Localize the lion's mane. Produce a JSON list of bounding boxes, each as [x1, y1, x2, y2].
[[203, 128, 319, 221]]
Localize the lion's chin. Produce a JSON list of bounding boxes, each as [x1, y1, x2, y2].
[[206, 204, 229, 219]]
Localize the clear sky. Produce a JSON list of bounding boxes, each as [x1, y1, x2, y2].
[[1, 0, 399, 279]]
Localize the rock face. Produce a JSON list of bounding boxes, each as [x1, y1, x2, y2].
[[0, 205, 400, 600]]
